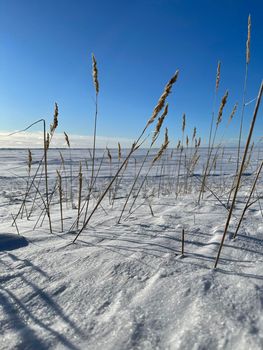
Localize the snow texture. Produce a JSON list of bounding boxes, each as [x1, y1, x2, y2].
[[0, 148, 262, 349]]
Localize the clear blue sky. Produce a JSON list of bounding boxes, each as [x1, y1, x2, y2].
[[0, 0, 262, 146]]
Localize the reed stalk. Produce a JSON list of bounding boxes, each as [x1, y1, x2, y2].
[[233, 160, 263, 239], [214, 80, 263, 268]]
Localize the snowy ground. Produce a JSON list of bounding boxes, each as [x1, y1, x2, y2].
[[0, 148, 263, 350]]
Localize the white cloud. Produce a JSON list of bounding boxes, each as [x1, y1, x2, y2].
[[0, 131, 135, 149]]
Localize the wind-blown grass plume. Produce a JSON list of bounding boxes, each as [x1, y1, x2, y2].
[[50, 102, 59, 133], [246, 14, 251, 64], [153, 128, 169, 164], [64, 131, 70, 148], [152, 104, 169, 145], [216, 91, 228, 126], [237, 14, 252, 174], [208, 61, 221, 156], [216, 61, 221, 91], [227, 102, 238, 125], [92, 53, 99, 94], [146, 71, 178, 127]]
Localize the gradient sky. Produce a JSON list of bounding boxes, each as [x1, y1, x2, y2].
[[0, 0, 262, 147]]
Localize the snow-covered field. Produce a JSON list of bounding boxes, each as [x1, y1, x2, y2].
[[0, 148, 263, 350]]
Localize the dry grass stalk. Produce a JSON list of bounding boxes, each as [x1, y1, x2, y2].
[[214, 80, 263, 268], [59, 151, 68, 204], [85, 53, 100, 223], [64, 131, 74, 208], [237, 14, 252, 174], [233, 160, 263, 239], [74, 71, 178, 242], [21, 149, 33, 218], [128, 130, 170, 215], [57, 170, 63, 232], [77, 162, 83, 230], [198, 91, 228, 203], [118, 106, 169, 222], [176, 114, 186, 197], [181, 228, 185, 255]]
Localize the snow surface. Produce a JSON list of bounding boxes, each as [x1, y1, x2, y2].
[[0, 148, 263, 350]]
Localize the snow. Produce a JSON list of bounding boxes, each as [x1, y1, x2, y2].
[[0, 148, 263, 349]]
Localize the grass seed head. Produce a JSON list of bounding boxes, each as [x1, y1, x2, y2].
[[216, 61, 221, 90], [217, 90, 228, 126], [182, 113, 186, 133], [147, 71, 179, 127], [118, 142, 121, 160], [152, 128, 169, 164], [28, 149, 32, 172], [64, 132, 70, 148], [106, 147, 112, 162], [152, 103, 168, 145], [92, 53, 99, 94], [192, 127, 197, 141], [228, 102, 238, 125], [246, 15, 251, 64], [45, 133, 50, 149]]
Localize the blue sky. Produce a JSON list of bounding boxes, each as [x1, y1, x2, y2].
[[0, 0, 262, 147]]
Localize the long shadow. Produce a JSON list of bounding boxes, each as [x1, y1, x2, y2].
[[1, 251, 85, 349], [0, 290, 48, 349], [19, 276, 84, 338], [7, 252, 49, 278], [0, 287, 80, 350], [216, 268, 263, 281]]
